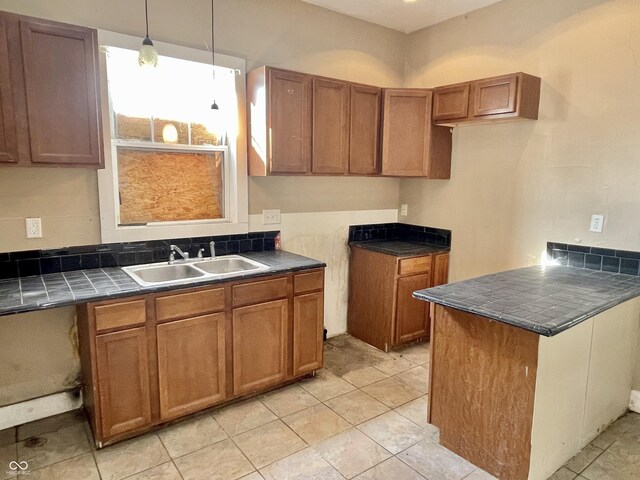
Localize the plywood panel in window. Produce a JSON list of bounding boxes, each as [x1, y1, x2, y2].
[[118, 148, 223, 225]]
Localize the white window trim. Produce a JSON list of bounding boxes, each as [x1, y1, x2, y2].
[[96, 30, 249, 243]]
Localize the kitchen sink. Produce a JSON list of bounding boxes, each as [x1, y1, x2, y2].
[[122, 255, 270, 287], [194, 257, 267, 275]]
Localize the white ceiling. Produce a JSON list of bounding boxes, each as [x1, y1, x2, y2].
[[301, 0, 503, 33]]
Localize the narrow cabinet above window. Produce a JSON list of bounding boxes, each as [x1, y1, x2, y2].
[[248, 66, 312, 175], [380, 89, 452, 178], [433, 72, 541, 126], [0, 10, 103, 168]]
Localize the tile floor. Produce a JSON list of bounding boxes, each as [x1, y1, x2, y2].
[[0, 334, 638, 480]]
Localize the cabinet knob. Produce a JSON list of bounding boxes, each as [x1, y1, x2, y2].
[[287, 89, 295, 95]]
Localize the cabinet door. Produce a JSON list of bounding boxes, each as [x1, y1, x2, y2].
[[268, 69, 311, 173], [157, 313, 226, 420], [433, 84, 469, 121], [312, 78, 349, 174], [0, 16, 18, 164], [20, 19, 102, 166], [293, 292, 324, 376], [232, 299, 288, 396], [472, 74, 518, 117], [395, 274, 430, 344], [349, 85, 380, 175], [95, 327, 151, 438], [381, 89, 432, 176], [433, 253, 450, 286]]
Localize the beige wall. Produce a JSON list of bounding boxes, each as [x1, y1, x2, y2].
[[0, 0, 405, 253], [401, 0, 640, 387]]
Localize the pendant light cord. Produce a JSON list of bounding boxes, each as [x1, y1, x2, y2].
[[211, 0, 215, 71], [144, 0, 150, 37]]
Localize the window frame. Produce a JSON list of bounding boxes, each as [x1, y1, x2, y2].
[[96, 31, 249, 243]]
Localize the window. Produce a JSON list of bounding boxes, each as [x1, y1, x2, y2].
[[97, 32, 248, 242]]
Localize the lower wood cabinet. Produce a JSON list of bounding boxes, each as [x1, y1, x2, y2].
[[232, 299, 288, 396], [78, 267, 325, 447], [95, 327, 151, 438], [157, 313, 226, 420], [348, 246, 449, 351]]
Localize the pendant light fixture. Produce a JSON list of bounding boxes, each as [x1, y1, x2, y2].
[[138, 0, 158, 67], [210, 0, 219, 111]]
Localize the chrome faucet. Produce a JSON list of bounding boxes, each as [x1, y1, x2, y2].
[[210, 241, 216, 258], [169, 245, 189, 264]]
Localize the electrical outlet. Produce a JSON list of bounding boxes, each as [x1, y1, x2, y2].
[[400, 204, 408, 216], [263, 209, 281, 225], [590, 214, 604, 233], [25, 218, 42, 238]]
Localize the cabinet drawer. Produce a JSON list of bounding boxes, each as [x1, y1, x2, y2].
[[294, 270, 324, 294], [156, 288, 225, 322], [232, 277, 288, 307], [95, 300, 146, 332], [398, 256, 432, 276]]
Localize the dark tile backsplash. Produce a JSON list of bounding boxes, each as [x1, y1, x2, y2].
[[349, 223, 451, 247], [0, 231, 280, 279], [547, 242, 640, 276]]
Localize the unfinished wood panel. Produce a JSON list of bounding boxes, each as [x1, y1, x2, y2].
[[268, 68, 312, 174], [293, 292, 324, 375], [117, 148, 223, 225], [398, 255, 432, 276], [381, 89, 451, 178], [348, 247, 398, 351], [232, 299, 288, 396], [430, 305, 539, 480], [94, 299, 146, 333], [349, 84, 381, 175], [0, 15, 18, 164], [312, 77, 349, 174], [433, 83, 470, 121], [232, 276, 288, 307], [294, 269, 324, 294], [95, 327, 151, 438], [395, 274, 430, 344], [20, 18, 102, 166], [157, 313, 226, 420], [472, 74, 518, 117], [155, 287, 225, 322], [433, 253, 450, 287]]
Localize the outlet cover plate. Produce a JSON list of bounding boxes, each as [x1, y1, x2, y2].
[[590, 214, 604, 233], [25, 218, 42, 238], [263, 209, 281, 225], [400, 204, 408, 216]]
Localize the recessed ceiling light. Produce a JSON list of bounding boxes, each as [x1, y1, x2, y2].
[[403, 0, 417, 3]]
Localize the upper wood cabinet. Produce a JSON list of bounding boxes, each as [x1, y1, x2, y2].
[[312, 78, 349, 174], [0, 16, 18, 164], [248, 66, 312, 175], [381, 89, 452, 178], [349, 84, 381, 175], [0, 11, 103, 168], [433, 72, 541, 126]]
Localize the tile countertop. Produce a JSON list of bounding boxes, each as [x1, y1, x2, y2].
[[350, 240, 450, 257], [0, 251, 326, 317], [413, 265, 640, 336]]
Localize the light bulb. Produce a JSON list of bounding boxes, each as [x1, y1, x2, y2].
[[138, 37, 158, 67], [162, 124, 178, 143]]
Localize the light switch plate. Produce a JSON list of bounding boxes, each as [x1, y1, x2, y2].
[[26, 218, 42, 238], [590, 214, 604, 233], [263, 209, 281, 225]]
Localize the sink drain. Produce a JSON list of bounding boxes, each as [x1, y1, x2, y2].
[[23, 437, 47, 448]]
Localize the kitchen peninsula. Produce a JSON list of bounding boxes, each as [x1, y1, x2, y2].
[[414, 251, 640, 480]]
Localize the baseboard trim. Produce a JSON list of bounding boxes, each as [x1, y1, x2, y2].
[[630, 390, 640, 414], [0, 391, 82, 431]]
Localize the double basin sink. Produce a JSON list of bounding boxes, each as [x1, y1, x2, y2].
[[122, 255, 270, 287]]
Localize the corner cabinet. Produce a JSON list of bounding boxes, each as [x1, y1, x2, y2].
[[0, 10, 103, 168], [77, 267, 325, 448], [380, 89, 452, 178], [433, 72, 541, 126], [348, 247, 449, 352]]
